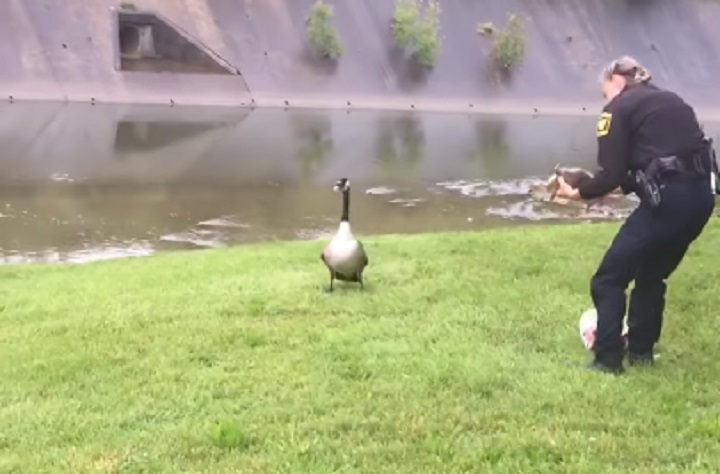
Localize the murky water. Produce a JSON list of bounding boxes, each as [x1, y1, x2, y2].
[[0, 102, 717, 264]]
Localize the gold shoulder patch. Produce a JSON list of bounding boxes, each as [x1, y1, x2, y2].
[[596, 112, 612, 137]]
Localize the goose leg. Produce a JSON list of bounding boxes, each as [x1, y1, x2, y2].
[[357, 273, 364, 291], [326, 271, 335, 293]]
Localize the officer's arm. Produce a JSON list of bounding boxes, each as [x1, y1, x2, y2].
[[577, 106, 631, 200]]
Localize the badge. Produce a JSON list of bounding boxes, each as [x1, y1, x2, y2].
[[596, 112, 612, 137]]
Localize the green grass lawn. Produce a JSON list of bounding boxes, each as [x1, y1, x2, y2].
[[1, 219, 720, 473]]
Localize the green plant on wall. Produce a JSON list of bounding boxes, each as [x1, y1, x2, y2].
[[414, 0, 441, 67], [392, 0, 420, 49], [307, 0, 344, 60], [486, 13, 526, 71], [391, 0, 442, 67]]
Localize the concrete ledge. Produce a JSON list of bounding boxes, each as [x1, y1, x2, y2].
[[6, 92, 720, 124], [246, 93, 720, 122]]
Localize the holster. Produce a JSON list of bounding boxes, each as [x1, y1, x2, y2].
[[635, 169, 662, 209], [637, 138, 720, 207]]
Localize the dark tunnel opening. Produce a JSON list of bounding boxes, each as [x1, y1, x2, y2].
[[119, 25, 140, 56]]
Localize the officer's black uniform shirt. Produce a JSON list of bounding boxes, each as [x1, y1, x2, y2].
[[578, 82, 705, 200]]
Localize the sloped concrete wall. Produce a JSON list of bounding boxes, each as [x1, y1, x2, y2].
[[1, 0, 720, 112], [0, 0, 250, 106]]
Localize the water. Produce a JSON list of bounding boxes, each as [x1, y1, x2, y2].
[[0, 102, 716, 265]]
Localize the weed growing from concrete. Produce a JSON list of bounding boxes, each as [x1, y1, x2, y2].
[[414, 1, 442, 67], [391, 0, 442, 67], [490, 14, 526, 70], [119, 1, 136, 10], [392, 0, 421, 49], [307, 0, 344, 60]]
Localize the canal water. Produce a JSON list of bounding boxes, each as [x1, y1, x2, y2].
[[0, 102, 716, 264]]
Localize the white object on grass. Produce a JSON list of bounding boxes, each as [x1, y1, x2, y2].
[[578, 307, 629, 351]]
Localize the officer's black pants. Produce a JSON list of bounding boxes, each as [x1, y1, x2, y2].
[[591, 177, 716, 362]]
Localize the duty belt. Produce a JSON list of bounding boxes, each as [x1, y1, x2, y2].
[[634, 149, 713, 209], [644, 153, 709, 184]]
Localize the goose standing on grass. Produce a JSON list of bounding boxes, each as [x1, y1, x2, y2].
[[321, 178, 369, 292]]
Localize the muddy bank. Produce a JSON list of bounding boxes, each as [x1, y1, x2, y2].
[[1, 0, 719, 110]]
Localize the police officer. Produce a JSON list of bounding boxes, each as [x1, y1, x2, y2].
[[554, 55, 717, 374]]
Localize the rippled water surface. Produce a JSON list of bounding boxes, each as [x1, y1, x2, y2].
[[0, 102, 716, 264]]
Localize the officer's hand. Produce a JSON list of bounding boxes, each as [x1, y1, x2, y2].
[[554, 176, 582, 200]]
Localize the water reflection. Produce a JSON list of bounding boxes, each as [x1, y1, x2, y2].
[[113, 120, 231, 156], [469, 118, 511, 177], [0, 102, 715, 264], [375, 114, 425, 179], [290, 112, 334, 182]]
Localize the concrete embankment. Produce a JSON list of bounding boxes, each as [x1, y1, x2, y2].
[[1, 0, 720, 115]]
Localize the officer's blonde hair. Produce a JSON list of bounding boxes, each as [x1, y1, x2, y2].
[[599, 55, 652, 85]]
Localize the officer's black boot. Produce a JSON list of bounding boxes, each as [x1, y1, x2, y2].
[[628, 350, 654, 366], [588, 351, 625, 375], [628, 336, 656, 366]]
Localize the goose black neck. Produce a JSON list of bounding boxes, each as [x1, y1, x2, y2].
[[341, 188, 350, 222]]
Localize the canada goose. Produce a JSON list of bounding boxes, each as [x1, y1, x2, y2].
[[320, 178, 369, 292], [547, 164, 593, 201], [545, 164, 623, 209]]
